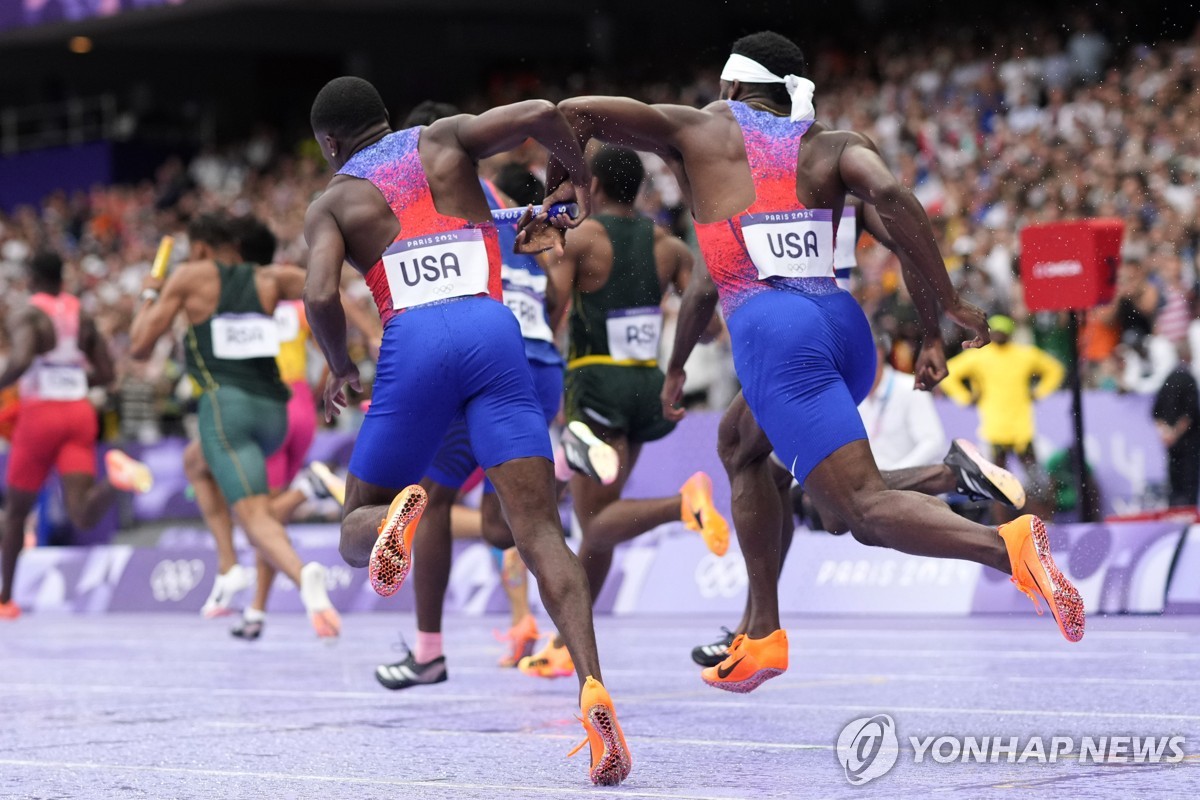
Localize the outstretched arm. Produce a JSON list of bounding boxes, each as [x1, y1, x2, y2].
[[557, 97, 704, 158], [840, 134, 988, 349], [449, 101, 592, 217], [304, 201, 360, 420]]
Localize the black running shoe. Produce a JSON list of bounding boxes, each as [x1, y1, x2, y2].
[[230, 614, 264, 641], [561, 421, 619, 485], [944, 439, 1026, 508], [691, 627, 736, 668], [375, 652, 448, 690]]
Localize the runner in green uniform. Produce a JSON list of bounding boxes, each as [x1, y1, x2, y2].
[[129, 213, 341, 638]]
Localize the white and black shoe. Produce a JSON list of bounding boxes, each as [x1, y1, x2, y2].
[[230, 611, 264, 641], [375, 652, 448, 691], [944, 439, 1026, 509], [561, 421, 619, 485], [691, 627, 736, 668]]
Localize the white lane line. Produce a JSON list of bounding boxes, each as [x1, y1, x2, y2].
[[0, 758, 746, 800], [3, 683, 1198, 722]]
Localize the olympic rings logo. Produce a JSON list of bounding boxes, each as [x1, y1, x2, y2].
[[149, 559, 206, 602], [693, 553, 747, 598]]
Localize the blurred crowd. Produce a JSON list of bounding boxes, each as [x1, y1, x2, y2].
[[0, 12, 1197, 442]]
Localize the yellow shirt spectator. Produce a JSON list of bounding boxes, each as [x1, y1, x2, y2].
[[942, 340, 1065, 450], [273, 299, 310, 386]]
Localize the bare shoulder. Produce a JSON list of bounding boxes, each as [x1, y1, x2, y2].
[[564, 217, 607, 256], [812, 127, 879, 156], [170, 259, 219, 289]]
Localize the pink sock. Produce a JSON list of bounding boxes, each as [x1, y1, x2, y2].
[[415, 631, 443, 663]]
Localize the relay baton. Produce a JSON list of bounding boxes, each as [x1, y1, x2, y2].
[[151, 235, 175, 279], [490, 202, 578, 224]]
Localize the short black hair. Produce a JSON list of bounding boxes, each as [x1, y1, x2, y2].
[[187, 213, 235, 249], [231, 216, 277, 266], [403, 100, 460, 128], [494, 163, 545, 208], [310, 76, 388, 139], [30, 250, 63, 287], [592, 146, 644, 206], [731, 31, 807, 106]]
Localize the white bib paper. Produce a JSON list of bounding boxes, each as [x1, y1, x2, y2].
[[835, 206, 859, 270], [834, 206, 859, 290], [36, 364, 88, 401], [382, 229, 490, 310], [606, 307, 662, 362], [501, 265, 553, 342], [212, 313, 281, 360], [740, 209, 835, 280], [274, 302, 301, 341]]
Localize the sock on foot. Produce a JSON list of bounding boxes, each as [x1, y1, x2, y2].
[[243, 607, 266, 623], [415, 631, 443, 663]]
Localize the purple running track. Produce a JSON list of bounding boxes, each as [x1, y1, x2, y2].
[[1, 613, 1198, 798]]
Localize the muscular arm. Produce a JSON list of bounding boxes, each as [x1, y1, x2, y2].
[[861, 203, 947, 389], [0, 311, 40, 391], [558, 97, 702, 159], [129, 267, 190, 360], [80, 314, 114, 387], [543, 226, 587, 332], [840, 135, 988, 348], [450, 101, 591, 195], [661, 255, 720, 421], [303, 201, 354, 376]]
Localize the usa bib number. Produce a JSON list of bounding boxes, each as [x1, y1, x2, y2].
[[606, 307, 661, 362], [740, 209, 835, 280], [274, 302, 301, 341], [382, 229, 489, 310], [212, 313, 281, 360], [36, 365, 88, 401]]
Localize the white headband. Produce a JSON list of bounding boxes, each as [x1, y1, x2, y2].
[[720, 53, 816, 122]]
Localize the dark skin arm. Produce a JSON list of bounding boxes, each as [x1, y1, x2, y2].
[[303, 200, 359, 421], [129, 267, 188, 360], [860, 203, 948, 390], [438, 102, 592, 254], [661, 256, 720, 422], [838, 134, 988, 349], [79, 313, 114, 387], [0, 309, 44, 391]]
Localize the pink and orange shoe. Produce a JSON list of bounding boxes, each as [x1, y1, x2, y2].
[[0, 600, 20, 620], [369, 486, 427, 597], [496, 614, 539, 668], [701, 629, 788, 693], [518, 636, 575, 678], [681, 472, 730, 556], [569, 676, 632, 786], [999, 515, 1085, 642], [105, 450, 153, 494]]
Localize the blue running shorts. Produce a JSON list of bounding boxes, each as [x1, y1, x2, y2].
[[726, 289, 876, 485], [425, 359, 562, 493], [348, 297, 553, 489]]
